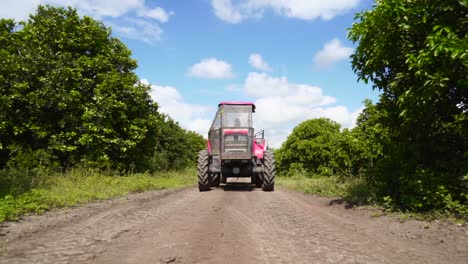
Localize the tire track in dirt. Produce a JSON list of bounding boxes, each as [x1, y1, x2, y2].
[[276, 190, 466, 263], [1, 185, 466, 264], [0, 188, 198, 264], [241, 190, 380, 264]]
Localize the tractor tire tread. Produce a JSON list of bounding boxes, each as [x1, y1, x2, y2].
[[262, 149, 276, 191], [197, 150, 211, 192]]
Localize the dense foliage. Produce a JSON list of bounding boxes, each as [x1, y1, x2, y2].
[[148, 117, 206, 172], [0, 6, 205, 195], [348, 0, 467, 213], [276, 118, 370, 177], [278, 0, 467, 217], [276, 118, 341, 176]]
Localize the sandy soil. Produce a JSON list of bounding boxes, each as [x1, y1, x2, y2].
[[0, 183, 467, 264]]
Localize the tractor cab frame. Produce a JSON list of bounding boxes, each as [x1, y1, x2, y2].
[[197, 102, 275, 191]]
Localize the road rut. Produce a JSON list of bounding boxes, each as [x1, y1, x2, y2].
[[1, 183, 467, 263]]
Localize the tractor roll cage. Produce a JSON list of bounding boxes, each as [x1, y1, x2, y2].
[[208, 104, 254, 157]]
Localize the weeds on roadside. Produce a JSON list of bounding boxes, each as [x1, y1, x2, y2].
[[0, 168, 196, 223], [277, 174, 374, 206], [278, 173, 467, 223]]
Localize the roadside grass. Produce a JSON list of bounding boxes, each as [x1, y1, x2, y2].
[[0, 168, 196, 223], [278, 174, 467, 223], [277, 174, 375, 206]]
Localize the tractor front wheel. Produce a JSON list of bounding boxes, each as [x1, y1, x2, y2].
[[261, 150, 276, 191], [198, 150, 211, 191]]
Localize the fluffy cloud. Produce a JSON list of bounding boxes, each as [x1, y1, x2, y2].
[[0, 0, 172, 43], [144, 72, 362, 148], [245, 72, 335, 105], [244, 72, 361, 148], [137, 7, 173, 23], [313, 38, 354, 68], [143, 79, 213, 136], [188, 58, 234, 79], [212, 0, 244, 23], [211, 0, 361, 23], [249, 53, 272, 72], [0, 0, 41, 21]]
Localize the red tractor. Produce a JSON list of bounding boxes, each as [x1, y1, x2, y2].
[[197, 102, 276, 191]]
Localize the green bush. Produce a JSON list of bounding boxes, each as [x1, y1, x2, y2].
[[0, 147, 59, 196], [276, 118, 341, 176]]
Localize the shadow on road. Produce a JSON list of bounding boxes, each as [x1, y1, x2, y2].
[[328, 198, 354, 209], [222, 183, 254, 192]]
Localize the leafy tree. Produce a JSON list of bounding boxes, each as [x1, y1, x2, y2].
[[185, 130, 208, 165], [0, 5, 207, 195], [148, 117, 206, 171], [348, 0, 467, 211], [331, 128, 368, 177], [276, 118, 341, 176], [0, 5, 161, 170], [349, 99, 391, 174]]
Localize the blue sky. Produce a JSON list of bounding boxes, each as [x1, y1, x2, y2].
[[1, 0, 379, 147]]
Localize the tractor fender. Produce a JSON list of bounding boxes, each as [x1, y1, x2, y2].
[[253, 139, 267, 159]]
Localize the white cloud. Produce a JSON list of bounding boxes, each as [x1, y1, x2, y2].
[[142, 73, 362, 148], [244, 72, 361, 148], [308, 105, 362, 129], [138, 7, 173, 23], [313, 38, 353, 68], [107, 18, 162, 43], [245, 72, 335, 105], [211, 0, 360, 23], [0, 0, 172, 44], [47, 0, 144, 18], [212, 0, 244, 23], [0, 0, 41, 21], [142, 79, 213, 136], [249, 53, 272, 72], [265, 128, 292, 149], [188, 58, 234, 79]]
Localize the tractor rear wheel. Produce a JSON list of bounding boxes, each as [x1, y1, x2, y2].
[[261, 150, 275, 191], [197, 150, 211, 192]]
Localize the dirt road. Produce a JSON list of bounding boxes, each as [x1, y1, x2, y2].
[[1, 183, 467, 264]]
